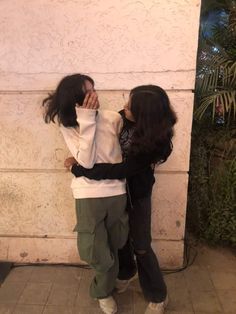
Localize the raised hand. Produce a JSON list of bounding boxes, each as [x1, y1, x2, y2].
[[80, 91, 100, 110]]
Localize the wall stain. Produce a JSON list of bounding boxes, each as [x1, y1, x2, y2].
[[176, 220, 181, 227], [20, 252, 28, 258]]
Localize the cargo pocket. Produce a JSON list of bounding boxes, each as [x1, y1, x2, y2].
[[75, 220, 96, 265], [76, 219, 114, 272]]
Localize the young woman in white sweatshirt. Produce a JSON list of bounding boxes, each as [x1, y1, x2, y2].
[[43, 74, 128, 314]]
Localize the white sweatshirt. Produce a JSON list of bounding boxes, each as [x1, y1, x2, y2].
[[60, 107, 126, 199]]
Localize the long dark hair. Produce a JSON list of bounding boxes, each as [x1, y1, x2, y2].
[[129, 85, 177, 163], [42, 74, 94, 127]]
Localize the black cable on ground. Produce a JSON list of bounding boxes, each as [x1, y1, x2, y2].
[[162, 236, 198, 275]]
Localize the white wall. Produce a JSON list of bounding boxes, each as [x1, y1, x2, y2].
[[0, 0, 201, 267]]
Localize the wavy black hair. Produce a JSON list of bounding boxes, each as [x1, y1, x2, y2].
[[129, 85, 177, 163], [42, 74, 94, 127]]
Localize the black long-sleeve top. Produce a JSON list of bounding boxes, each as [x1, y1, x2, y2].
[[71, 110, 156, 199]]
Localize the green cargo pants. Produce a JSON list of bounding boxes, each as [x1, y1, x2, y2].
[[75, 194, 128, 299]]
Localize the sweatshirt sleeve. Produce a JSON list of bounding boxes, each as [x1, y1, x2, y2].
[[75, 107, 97, 168], [71, 154, 153, 179], [60, 108, 97, 169]]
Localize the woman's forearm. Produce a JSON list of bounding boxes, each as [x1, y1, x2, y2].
[[71, 156, 151, 179], [71, 162, 126, 179]]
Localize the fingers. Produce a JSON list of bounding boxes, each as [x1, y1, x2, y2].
[[82, 92, 98, 109], [94, 98, 100, 110], [81, 93, 90, 108], [64, 157, 77, 169], [82, 92, 99, 109]]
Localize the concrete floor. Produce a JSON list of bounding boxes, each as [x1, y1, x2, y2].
[[0, 243, 235, 314]]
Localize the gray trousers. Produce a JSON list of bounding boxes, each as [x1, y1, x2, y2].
[[75, 194, 128, 299]]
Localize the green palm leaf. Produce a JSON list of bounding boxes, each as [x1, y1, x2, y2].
[[194, 91, 236, 122], [195, 2, 236, 124]]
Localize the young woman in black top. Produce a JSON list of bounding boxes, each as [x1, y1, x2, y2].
[[66, 85, 177, 314]]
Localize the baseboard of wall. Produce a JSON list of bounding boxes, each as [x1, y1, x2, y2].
[[0, 237, 184, 268]]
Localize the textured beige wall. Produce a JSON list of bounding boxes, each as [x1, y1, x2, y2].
[[0, 0, 200, 267]]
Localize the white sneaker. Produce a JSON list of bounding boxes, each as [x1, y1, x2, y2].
[[144, 295, 168, 314], [98, 296, 117, 314], [115, 273, 138, 293]]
